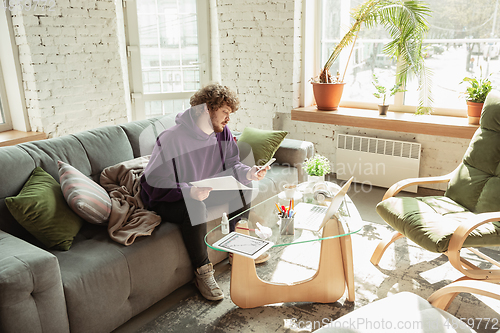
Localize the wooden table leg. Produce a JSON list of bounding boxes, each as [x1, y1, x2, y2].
[[230, 217, 352, 308], [340, 231, 355, 302]]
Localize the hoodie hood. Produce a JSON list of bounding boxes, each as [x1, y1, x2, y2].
[[175, 104, 213, 141]]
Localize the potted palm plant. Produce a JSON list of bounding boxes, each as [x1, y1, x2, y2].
[[372, 74, 406, 115], [312, 0, 432, 113], [460, 72, 492, 125]]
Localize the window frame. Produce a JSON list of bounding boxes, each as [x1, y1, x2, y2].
[[0, 62, 12, 132], [123, 0, 212, 120], [0, 10, 30, 133], [307, 0, 497, 118]]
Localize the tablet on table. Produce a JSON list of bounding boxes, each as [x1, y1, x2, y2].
[[212, 232, 274, 259]]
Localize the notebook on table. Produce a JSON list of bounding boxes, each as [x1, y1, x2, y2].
[[294, 177, 354, 231]]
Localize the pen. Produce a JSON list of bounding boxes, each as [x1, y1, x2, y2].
[[275, 203, 281, 213]]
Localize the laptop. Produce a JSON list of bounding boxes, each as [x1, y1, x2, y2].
[[294, 177, 354, 231]]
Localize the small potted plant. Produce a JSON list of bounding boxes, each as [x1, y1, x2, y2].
[[372, 74, 406, 115], [460, 71, 492, 125], [303, 154, 331, 184]]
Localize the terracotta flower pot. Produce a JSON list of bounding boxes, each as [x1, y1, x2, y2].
[[378, 104, 389, 115], [312, 82, 346, 111], [466, 101, 483, 125]]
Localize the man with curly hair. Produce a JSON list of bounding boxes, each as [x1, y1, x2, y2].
[[140, 83, 269, 301]]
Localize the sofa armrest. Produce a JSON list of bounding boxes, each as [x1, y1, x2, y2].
[[274, 138, 314, 183], [0, 231, 69, 333]]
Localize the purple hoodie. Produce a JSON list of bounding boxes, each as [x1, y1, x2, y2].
[[140, 104, 251, 208]]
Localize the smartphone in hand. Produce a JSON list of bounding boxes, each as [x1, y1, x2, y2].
[[254, 158, 276, 175]]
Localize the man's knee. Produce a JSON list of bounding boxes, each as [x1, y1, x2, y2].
[[184, 199, 208, 226]]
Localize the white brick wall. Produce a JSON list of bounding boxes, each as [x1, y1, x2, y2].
[[217, 0, 302, 132], [11, 0, 128, 138], [278, 113, 469, 191], [219, 0, 469, 189], [8, 0, 469, 189]]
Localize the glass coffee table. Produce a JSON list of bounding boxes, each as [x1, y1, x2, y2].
[[205, 181, 363, 308]]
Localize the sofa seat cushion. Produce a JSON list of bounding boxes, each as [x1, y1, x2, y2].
[[52, 222, 193, 333], [376, 196, 500, 253], [6, 167, 84, 251]]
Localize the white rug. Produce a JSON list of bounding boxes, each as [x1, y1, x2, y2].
[[137, 221, 500, 333]]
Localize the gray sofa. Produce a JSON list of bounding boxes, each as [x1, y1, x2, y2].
[[0, 117, 314, 333]]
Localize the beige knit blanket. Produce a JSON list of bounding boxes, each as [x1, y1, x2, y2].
[[100, 155, 161, 246]]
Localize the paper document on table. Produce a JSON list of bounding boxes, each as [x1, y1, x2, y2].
[[190, 176, 252, 191]]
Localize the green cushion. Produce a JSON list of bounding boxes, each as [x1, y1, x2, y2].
[[446, 89, 500, 213], [377, 196, 500, 253], [236, 127, 287, 165], [5, 167, 84, 251]]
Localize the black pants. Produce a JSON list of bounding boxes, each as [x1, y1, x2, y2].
[[151, 187, 253, 269]]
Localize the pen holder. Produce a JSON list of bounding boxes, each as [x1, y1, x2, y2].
[[279, 216, 294, 235]]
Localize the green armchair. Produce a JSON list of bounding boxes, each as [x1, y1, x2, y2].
[[371, 90, 500, 302]]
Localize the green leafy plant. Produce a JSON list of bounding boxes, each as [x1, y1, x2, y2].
[[461, 72, 492, 103], [303, 154, 331, 177], [314, 0, 433, 113], [372, 74, 406, 105]]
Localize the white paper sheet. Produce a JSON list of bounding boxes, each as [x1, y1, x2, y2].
[[190, 176, 252, 191]]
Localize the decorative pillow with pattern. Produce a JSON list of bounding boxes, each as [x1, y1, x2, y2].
[[58, 161, 112, 225]]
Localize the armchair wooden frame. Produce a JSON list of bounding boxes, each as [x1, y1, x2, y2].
[[370, 168, 500, 298], [428, 280, 500, 311]]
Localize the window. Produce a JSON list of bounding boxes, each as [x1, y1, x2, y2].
[[0, 63, 13, 132], [124, 0, 211, 120], [319, 0, 500, 116]]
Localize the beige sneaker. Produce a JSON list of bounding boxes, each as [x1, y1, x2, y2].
[[228, 252, 271, 265], [194, 263, 224, 301]]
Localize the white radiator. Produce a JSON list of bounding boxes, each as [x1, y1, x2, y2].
[[336, 134, 421, 193]]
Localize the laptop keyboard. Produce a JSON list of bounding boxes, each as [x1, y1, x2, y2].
[[294, 203, 327, 230]]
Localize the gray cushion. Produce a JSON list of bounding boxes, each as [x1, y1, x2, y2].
[[124, 115, 178, 157], [119, 118, 157, 158], [72, 126, 134, 182], [274, 138, 314, 182], [0, 146, 36, 199], [18, 136, 91, 182]]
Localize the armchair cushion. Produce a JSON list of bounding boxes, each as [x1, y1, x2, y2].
[[445, 90, 500, 213], [376, 196, 500, 253]]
